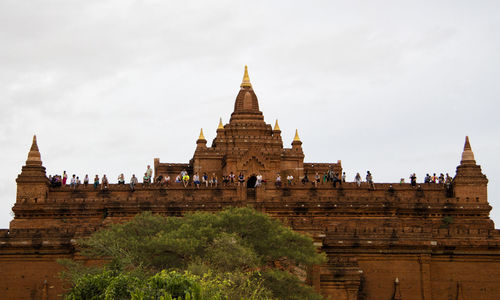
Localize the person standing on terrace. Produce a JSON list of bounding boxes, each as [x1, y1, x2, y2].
[[101, 174, 109, 190], [70, 174, 77, 190], [84, 174, 89, 188], [410, 173, 417, 187], [355, 173, 362, 187], [93, 175, 99, 189], [366, 171, 375, 190], [62, 171, 68, 186], [146, 165, 153, 184], [130, 174, 138, 191]]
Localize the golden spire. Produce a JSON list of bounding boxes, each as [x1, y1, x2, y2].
[[293, 129, 301, 142], [240, 65, 252, 88], [218, 118, 224, 130], [274, 119, 280, 131], [198, 128, 206, 140], [26, 135, 42, 166]]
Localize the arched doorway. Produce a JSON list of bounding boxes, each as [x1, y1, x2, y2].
[[247, 175, 257, 188]]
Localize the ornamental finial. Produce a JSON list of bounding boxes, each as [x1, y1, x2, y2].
[[240, 65, 252, 88]]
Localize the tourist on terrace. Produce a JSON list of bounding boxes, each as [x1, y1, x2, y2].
[[52, 175, 61, 188], [101, 175, 109, 190], [76, 176, 81, 188], [175, 174, 182, 184], [202, 172, 209, 187], [118, 173, 125, 185], [146, 165, 153, 183], [366, 171, 375, 190], [210, 173, 218, 188], [93, 175, 99, 189], [410, 173, 417, 187], [314, 172, 320, 187], [445, 173, 453, 184], [445, 173, 453, 196], [332, 173, 342, 188], [130, 174, 138, 191], [238, 172, 245, 186], [229, 172, 235, 185], [182, 173, 190, 187], [424, 174, 431, 184], [143, 173, 150, 188], [84, 174, 89, 188], [323, 172, 328, 184], [222, 175, 229, 186], [70, 174, 77, 189], [193, 173, 201, 188], [62, 171, 68, 186], [355, 173, 362, 187], [438, 173, 445, 184], [302, 172, 309, 185], [275, 173, 282, 188], [287, 174, 294, 186], [432, 173, 437, 183], [342, 172, 346, 183], [155, 175, 163, 186], [161, 175, 170, 187]]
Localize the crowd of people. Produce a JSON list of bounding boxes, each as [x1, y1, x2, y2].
[[48, 165, 454, 192]]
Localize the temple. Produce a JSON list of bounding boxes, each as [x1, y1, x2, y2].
[[1, 67, 499, 300]]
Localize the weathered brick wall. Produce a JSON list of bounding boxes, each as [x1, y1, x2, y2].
[[2, 181, 500, 299]]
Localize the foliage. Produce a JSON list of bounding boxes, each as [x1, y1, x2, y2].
[[66, 270, 230, 300], [62, 207, 326, 299]]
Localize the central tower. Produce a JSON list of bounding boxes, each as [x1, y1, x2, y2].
[[185, 66, 306, 180]]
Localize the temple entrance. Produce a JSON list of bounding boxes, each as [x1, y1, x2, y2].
[[247, 175, 257, 188]]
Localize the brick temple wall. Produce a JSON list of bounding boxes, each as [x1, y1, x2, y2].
[[2, 182, 499, 299]]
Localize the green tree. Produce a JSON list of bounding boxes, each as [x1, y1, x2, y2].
[[61, 207, 326, 299]]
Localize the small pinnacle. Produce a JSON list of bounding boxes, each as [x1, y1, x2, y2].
[[26, 134, 42, 165], [240, 65, 252, 88], [460, 136, 475, 164], [198, 128, 206, 140], [293, 129, 301, 142], [30, 135, 39, 152], [274, 119, 280, 131], [218, 118, 224, 130], [464, 136, 471, 151]]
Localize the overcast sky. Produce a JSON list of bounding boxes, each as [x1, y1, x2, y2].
[[0, 0, 499, 228]]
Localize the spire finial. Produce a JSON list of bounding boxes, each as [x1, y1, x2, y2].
[[26, 134, 42, 166], [464, 136, 471, 151], [461, 136, 475, 164], [293, 129, 301, 142], [198, 128, 206, 140], [240, 65, 252, 88], [218, 118, 224, 130], [274, 119, 280, 131]]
